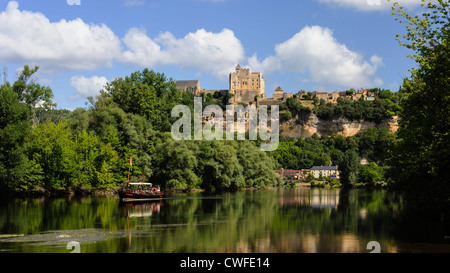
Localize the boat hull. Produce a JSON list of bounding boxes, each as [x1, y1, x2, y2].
[[119, 191, 164, 202]]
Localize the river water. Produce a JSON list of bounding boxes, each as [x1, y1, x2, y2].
[[0, 188, 449, 253]]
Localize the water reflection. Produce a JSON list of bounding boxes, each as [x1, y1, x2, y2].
[[121, 201, 163, 247], [0, 189, 449, 253], [121, 201, 163, 218], [280, 188, 340, 210]]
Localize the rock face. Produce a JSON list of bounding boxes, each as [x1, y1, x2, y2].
[[280, 113, 399, 138]]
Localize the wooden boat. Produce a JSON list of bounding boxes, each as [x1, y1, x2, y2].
[[119, 182, 163, 202], [119, 157, 163, 202]]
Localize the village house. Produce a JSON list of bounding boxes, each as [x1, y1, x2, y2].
[[337, 88, 376, 102], [312, 91, 329, 101], [311, 166, 339, 180], [274, 168, 310, 181], [275, 166, 340, 182], [328, 91, 339, 103]]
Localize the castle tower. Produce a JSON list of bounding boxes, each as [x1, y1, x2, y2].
[[229, 64, 265, 104]]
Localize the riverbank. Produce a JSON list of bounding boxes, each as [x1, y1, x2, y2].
[[1, 184, 290, 198], [0, 186, 120, 199], [1, 180, 389, 199]]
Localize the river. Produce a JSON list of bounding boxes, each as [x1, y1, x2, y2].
[[0, 188, 449, 253]]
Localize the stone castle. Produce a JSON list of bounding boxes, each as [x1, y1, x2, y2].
[[229, 64, 265, 104], [175, 64, 375, 107]]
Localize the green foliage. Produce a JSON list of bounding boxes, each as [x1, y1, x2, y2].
[[0, 83, 31, 190], [26, 121, 78, 190], [68, 97, 169, 184], [12, 65, 56, 125], [203, 91, 230, 110], [314, 90, 401, 123], [75, 131, 118, 189], [355, 127, 395, 165], [152, 139, 200, 191], [102, 68, 181, 132], [25, 121, 122, 191], [236, 141, 281, 189], [389, 0, 450, 208], [281, 110, 292, 121], [281, 97, 311, 117], [339, 149, 360, 188], [358, 162, 385, 187], [152, 140, 280, 192]]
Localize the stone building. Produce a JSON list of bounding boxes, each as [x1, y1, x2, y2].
[[274, 168, 311, 181], [311, 166, 339, 180], [272, 86, 293, 101], [175, 80, 201, 95], [328, 91, 339, 103], [229, 64, 265, 104], [312, 91, 329, 101]]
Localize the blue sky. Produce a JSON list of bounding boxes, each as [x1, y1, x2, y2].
[[0, 0, 423, 110]]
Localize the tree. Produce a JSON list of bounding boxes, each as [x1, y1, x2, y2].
[[0, 83, 31, 190], [26, 121, 78, 190], [389, 0, 450, 208], [102, 69, 181, 132], [152, 139, 199, 191], [12, 65, 56, 125], [196, 141, 245, 192], [74, 130, 118, 189], [339, 149, 360, 188], [236, 141, 281, 188], [358, 162, 384, 187], [356, 127, 395, 165]]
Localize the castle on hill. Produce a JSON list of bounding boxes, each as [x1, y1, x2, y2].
[[175, 64, 375, 106]]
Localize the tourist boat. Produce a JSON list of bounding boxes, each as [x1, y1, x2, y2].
[[119, 182, 164, 202], [118, 157, 163, 202]]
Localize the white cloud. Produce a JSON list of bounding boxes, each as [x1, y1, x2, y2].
[[0, 1, 121, 72], [249, 26, 383, 89], [0, 1, 244, 81], [120, 28, 245, 80], [317, 0, 424, 11], [120, 28, 162, 67], [70, 75, 108, 100]]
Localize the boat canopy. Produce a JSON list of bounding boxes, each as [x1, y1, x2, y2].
[[127, 182, 152, 185]]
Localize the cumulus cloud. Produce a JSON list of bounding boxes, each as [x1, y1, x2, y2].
[[0, 1, 244, 80], [317, 0, 424, 11], [0, 1, 121, 71], [248, 26, 383, 89], [70, 75, 108, 100], [120, 28, 245, 80]]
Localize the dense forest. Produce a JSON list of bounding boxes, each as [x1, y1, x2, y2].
[[0, 67, 281, 194]]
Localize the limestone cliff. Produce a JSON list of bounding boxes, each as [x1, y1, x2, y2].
[[280, 113, 399, 138]]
